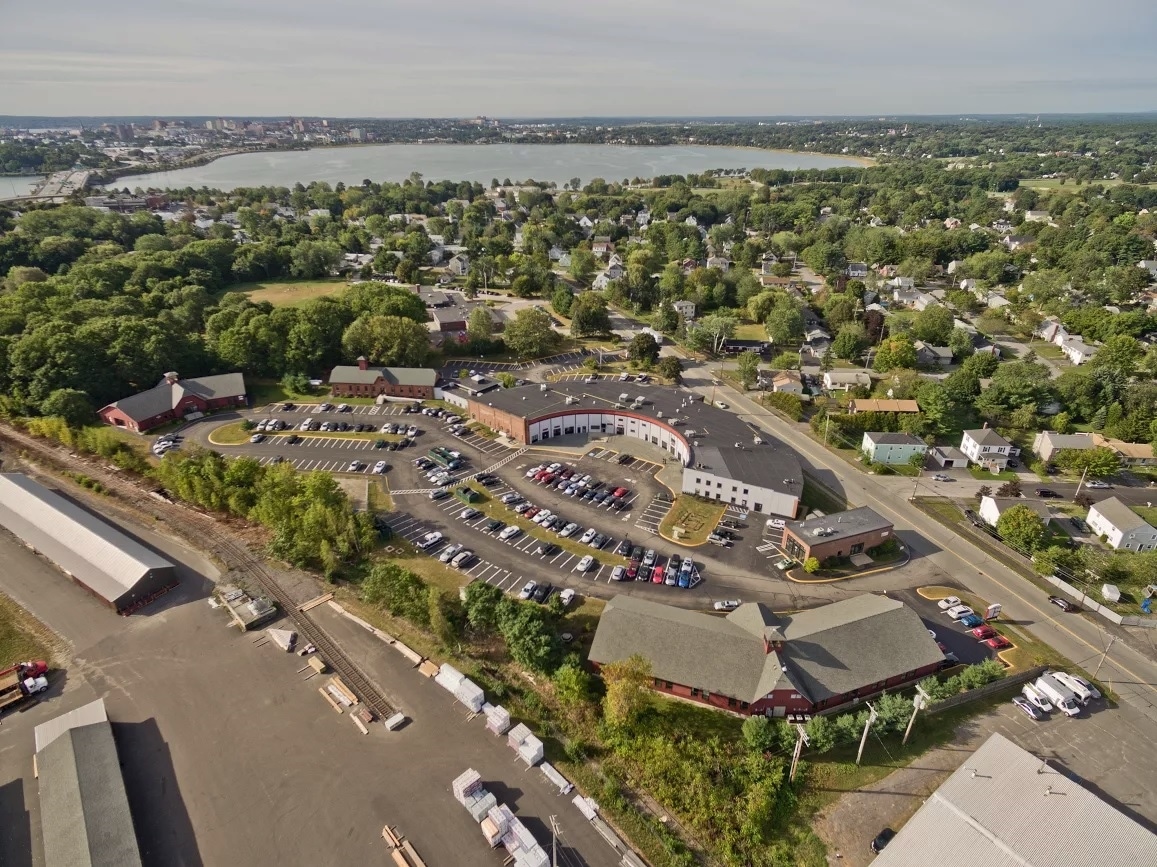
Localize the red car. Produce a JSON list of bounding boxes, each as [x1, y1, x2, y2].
[[534, 470, 551, 481], [651, 565, 665, 583], [984, 635, 1012, 650], [559, 468, 575, 480], [612, 487, 629, 498], [626, 560, 640, 580], [540, 473, 558, 484], [970, 625, 997, 640]]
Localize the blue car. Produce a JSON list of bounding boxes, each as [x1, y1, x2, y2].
[[677, 571, 691, 588], [959, 613, 984, 628]]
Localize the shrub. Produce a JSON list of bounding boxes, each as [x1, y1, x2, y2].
[[803, 556, 821, 573], [763, 391, 804, 421]]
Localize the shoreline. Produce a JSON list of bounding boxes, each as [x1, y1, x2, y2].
[[103, 141, 874, 186]]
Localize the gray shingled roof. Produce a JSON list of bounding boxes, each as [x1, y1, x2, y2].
[[329, 366, 437, 387], [785, 506, 893, 546], [103, 373, 245, 422], [965, 428, 1012, 447], [0, 474, 175, 605], [873, 733, 1157, 867], [588, 594, 942, 705], [36, 701, 143, 867], [1090, 496, 1151, 533], [864, 432, 925, 446], [694, 446, 805, 498]]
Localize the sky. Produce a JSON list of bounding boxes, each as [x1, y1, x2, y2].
[[2, 0, 1156, 117]]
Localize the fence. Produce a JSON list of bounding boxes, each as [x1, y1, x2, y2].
[[1042, 575, 1157, 630], [924, 666, 1047, 715]]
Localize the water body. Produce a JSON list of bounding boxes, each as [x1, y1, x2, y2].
[[1, 175, 43, 197], [107, 144, 861, 191]]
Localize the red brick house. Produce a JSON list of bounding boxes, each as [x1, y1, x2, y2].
[[328, 358, 436, 399], [781, 507, 894, 565], [588, 594, 944, 717], [97, 372, 247, 433]]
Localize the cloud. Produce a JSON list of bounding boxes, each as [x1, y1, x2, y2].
[[1, 0, 1155, 115]]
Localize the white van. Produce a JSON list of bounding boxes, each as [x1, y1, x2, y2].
[[1034, 674, 1081, 717], [1050, 671, 1096, 704], [1021, 683, 1053, 713], [766, 518, 786, 531]]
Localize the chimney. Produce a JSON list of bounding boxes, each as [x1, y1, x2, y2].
[[163, 371, 179, 386], [357, 356, 368, 371], [762, 626, 785, 656]]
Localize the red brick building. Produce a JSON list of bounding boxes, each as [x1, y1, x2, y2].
[[588, 594, 944, 717], [781, 507, 894, 565], [97, 372, 247, 434], [328, 358, 436, 399]]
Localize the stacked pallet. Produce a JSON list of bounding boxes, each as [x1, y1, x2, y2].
[[500, 813, 549, 867], [480, 804, 511, 847], [506, 723, 544, 766], [483, 703, 510, 735], [434, 663, 464, 693], [451, 768, 497, 823], [454, 678, 485, 713]]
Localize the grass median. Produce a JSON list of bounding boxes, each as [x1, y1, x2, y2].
[[658, 495, 727, 545]]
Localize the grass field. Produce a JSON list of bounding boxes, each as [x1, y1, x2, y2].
[[230, 279, 349, 306], [659, 495, 727, 545], [732, 321, 768, 341], [0, 593, 55, 664]]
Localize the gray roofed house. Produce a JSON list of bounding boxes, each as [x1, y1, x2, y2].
[[588, 594, 943, 715], [98, 371, 247, 433], [872, 732, 1157, 867], [1031, 430, 1094, 461], [1087, 496, 1157, 550], [0, 473, 178, 611], [978, 496, 1053, 529], [35, 699, 143, 867]]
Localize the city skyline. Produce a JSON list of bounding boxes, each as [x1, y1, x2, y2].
[[2, 0, 1156, 117]]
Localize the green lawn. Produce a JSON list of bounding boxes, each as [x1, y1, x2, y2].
[[801, 479, 847, 515], [659, 495, 728, 545], [0, 594, 55, 664], [228, 278, 348, 306], [969, 466, 1019, 482], [733, 322, 768, 341]]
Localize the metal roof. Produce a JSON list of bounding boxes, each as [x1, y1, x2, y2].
[[37, 710, 143, 867], [328, 365, 437, 387], [102, 372, 245, 422], [34, 698, 110, 753], [873, 733, 1157, 867], [0, 474, 175, 605]]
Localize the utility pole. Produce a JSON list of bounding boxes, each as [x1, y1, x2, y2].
[[1075, 465, 1089, 497], [903, 689, 928, 745], [856, 702, 878, 766], [824, 415, 831, 446], [550, 815, 560, 867], [790, 723, 810, 782], [1093, 636, 1117, 681]]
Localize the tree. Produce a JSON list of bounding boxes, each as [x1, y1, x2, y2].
[[652, 303, 678, 334], [996, 504, 1047, 553], [975, 484, 992, 502], [771, 351, 799, 370], [289, 239, 342, 278], [691, 312, 738, 354], [1055, 446, 1120, 479], [568, 248, 597, 286], [911, 305, 954, 346], [340, 315, 430, 367], [995, 478, 1022, 498], [551, 285, 574, 317], [570, 293, 612, 336], [658, 356, 683, 383], [601, 654, 652, 730], [628, 332, 661, 365], [498, 600, 561, 673], [948, 328, 975, 360], [38, 388, 94, 427], [497, 372, 517, 388], [502, 306, 559, 358], [741, 716, 777, 753], [427, 587, 461, 647], [803, 556, 821, 573], [832, 324, 865, 360], [736, 350, 761, 389], [466, 307, 493, 344], [1089, 334, 1141, 377], [864, 309, 886, 344], [873, 337, 917, 372], [463, 581, 504, 633], [823, 294, 858, 330], [552, 662, 593, 708], [765, 297, 804, 345]]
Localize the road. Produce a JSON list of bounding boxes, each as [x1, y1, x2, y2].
[[679, 360, 1157, 724]]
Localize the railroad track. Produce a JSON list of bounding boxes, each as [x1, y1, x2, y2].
[[0, 426, 397, 721]]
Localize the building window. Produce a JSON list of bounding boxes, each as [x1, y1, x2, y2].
[[743, 488, 749, 495], [727, 698, 736, 708], [740, 702, 749, 710], [717, 482, 722, 488], [754, 503, 762, 512], [731, 486, 737, 492], [695, 477, 701, 484], [690, 688, 700, 697], [850, 543, 864, 555]]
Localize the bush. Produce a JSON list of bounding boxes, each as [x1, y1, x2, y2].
[[763, 391, 804, 421], [803, 557, 821, 573]]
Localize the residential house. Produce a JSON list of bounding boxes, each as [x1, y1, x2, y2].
[[913, 341, 953, 367], [892, 288, 923, 307], [946, 260, 965, 275], [605, 260, 625, 281], [430, 303, 507, 336], [1092, 434, 1157, 467], [960, 428, 1019, 470], [943, 217, 962, 229], [1059, 334, 1096, 365], [706, 255, 730, 272], [888, 277, 915, 291], [930, 446, 968, 468], [985, 292, 1011, 310], [98, 372, 247, 434], [414, 288, 452, 308], [587, 594, 943, 717], [1032, 431, 1094, 462], [591, 237, 614, 256], [446, 253, 470, 276], [1087, 497, 1157, 551], [764, 370, 804, 395], [978, 496, 1053, 529], [823, 371, 871, 392], [913, 292, 939, 312], [805, 327, 832, 344], [781, 508, 895, 564], [548, 245, 565, 261], [1034, 318, 1068, 344], [1002, 235, 1034, 251], [1139, 259, 1157, 280], [1023, 210, 1051, 223], [328, 359, 437, 399], [672, 299, 696, 321], [577, 215, 594, 232], [845, 262, 869, 278], [592, 271, 616, 291], [862, 432, 927, 465], [848, 399, 921, 414]]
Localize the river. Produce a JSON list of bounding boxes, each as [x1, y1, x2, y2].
[[1, 175, 44, 198], [106, 144, 862, 191]]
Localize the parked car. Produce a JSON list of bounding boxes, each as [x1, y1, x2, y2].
[[590, 533, 607, 549], [626, 560, 641, 580], [347, 460, 365, 472], [249, 433, 265, 443], [642, 548, 657, 567], [937, 596, 962, 610], [560, 522, 580, 538], [945, 604, 974, 620], [1085, 480, 1111, 489], [959, 613, 985, 628], [713, 600, 741, 612], [1022, 683, 1053, 713], [963, 509, 982, 527], [460, 508, 481, 520], [1035, 488, 1062, 498], [984, 635, 1012, 650], [415, 531, 443, 550], [535, 542, 559, 556], [1012, 696, 1044, 721], [559, 588, 575, 607], [580, 528, 597, 544], [499, 525, 522, 541], [774, 558, 795, 571], [651, 565, 665, 584], [1048, 595, 1079, 612], [1051, 670, 1101, 701], [932, 473, 951, 482], [970, 625, 997, 640], [532, 583, 553, 604], [485, 519, 505, 532], [438, 543, 464, 563], [575, 555, 595, 572], [372, 460, 388, 474], [451, 550, 475, 568], [429, 489, 449, 501], [518, 581, 537, 600], [610, 565, 627, 581], [870, 829, 895, 854]]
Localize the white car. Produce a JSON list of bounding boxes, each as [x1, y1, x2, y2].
[[610, 565, 627, 581], [559, 522, 580, 538], [932, 474, 951, 482], [498, 525, 522, 541], [525, 465, 545, 478], [945, 605, 974, 620], [532, 510, 552, 525], [1021, 683, 1054, 713], [372, 460, 387, 474], [380, 423, 393, 433], [518, 581, 537, 600], [546, 463, 562, 473], [416, 531, 443, 550], [451, 550, 475, 568], [249, 433, 265, 443], [579, 528, 597, 544], [559, 588, 576, 607], [347, 460, 365, 472], [300, 418, 313, 430], [438, 543, 464, 563], [937, 596, 962, 610], [406, 426, 419, 437], [1084, 481, 1111, 489], [575, 555, 595, 572], [713, 600, 741, 612]]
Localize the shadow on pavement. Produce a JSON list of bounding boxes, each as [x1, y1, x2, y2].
[[0, 779, 33, 867]]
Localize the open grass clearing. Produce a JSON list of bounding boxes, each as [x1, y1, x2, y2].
[[207, 421, 256, 445], [0, 594, 56, 664], [658, 495, 727, 545], [229, 278, 349, 306], [732, 321, 768, 341], [968, 466, 1019, 482]]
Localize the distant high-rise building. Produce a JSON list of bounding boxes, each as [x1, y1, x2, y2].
[[349, 128, 365, 142]]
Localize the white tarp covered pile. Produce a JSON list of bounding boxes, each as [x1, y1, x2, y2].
[[454, 677, 485, 713], [434, 662, 464, 694], [325, 683, 353, 706], [483, 703, 510, 735], [501, 813, 549, 867], [572, 795, 599, 820], [506, 723, 543, 766], [507, 722, 532, 750], [266, 628, 296, 651], [539, 762, 573, 795]]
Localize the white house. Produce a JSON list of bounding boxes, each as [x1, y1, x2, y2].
[[862, 432, 928, 465], [706, 256, 730, 272], [592, 271, 616, 291], [1059, 335, 1095, 365], [446, 253, 470, 276], [978, 496, 1053, 529], [823, 371, 871, 391], [1139, 260, 1157, 280], [961, 428, 1019, 470], [1087, 497, 1157, 551], [845, 262, 869, 278], [763, 370, 804, 394], [605, 261, 625, 281], [672, 299, 696, 320]]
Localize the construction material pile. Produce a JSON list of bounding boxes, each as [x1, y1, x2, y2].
[[506, 722, 544, 767], [482, 702, 510, 735]]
